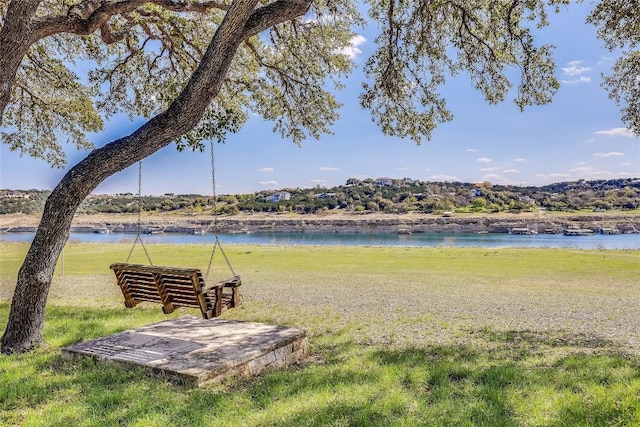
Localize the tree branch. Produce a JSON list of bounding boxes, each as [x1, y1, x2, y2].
[[242, 0, 312, 38], [1, 0, 313, 122], [32, 0, 230, 40]]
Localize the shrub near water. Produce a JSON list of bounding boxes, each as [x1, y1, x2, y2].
[[1, 243, 639, 425]]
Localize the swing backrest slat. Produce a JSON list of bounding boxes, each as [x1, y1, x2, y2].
[[111, 263, 241, 319]]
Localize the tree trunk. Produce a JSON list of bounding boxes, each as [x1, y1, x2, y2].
[[0, 0, 267, 354], [0, 126, 189, 353]]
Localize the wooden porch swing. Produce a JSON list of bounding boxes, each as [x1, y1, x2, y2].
[[111, 142, 241, 319]]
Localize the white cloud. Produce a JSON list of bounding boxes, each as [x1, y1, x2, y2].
[[594, 152, 625, 157], [480, 174, 510, 184], [569, 168, 632, 180], [594, 128, 636, 138], [258, 167, 274, 173], [503, 169, 520, 173], [621, 162, 633, 166], [480, 167, 498, 172], [336, 34, 366, 60], [569, 166, 596, 174], [428, 174, 459, 182], [514, 158, 527, 162], [477, 157, 492, 163], [398, 167, 409, 171], [562, 76, 591, 85], [318, 166, 339, 171], [561, 61, 591, 85], [597, 56, 615, 66], [537, 173, 573, 181], [310, 179, 327, 184], [466, 148, 478, 152], [562, 60, 591, 76], [259, 180, 278, 186]]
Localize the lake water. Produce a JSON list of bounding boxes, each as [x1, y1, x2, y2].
[[2, 231, 639, 249]]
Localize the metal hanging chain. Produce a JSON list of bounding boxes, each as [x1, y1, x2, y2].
[[204, 140, 236, 280], [202, 139, 218, 236], [205, 237, 237, 280], [126, 160, 153, 265], [210, 138, 218, 231]]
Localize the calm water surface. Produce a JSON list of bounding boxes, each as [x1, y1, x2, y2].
[[2, 231, 639, 249]]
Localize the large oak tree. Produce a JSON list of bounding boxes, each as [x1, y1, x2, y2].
[[1, 0, 637, 353]]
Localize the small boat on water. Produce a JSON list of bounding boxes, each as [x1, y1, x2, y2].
[[564, 228, 594, 236], [510, 228, 538, 235], [396, 228, 412, 234], [600, 227, 621, 235], [143, 227, 164, 234], [229, 228, 253, 234]]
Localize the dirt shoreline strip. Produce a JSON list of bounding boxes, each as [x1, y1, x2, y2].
[[2, 211, 639, 234]]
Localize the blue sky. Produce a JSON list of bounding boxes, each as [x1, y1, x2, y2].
[[1, 2, 638, 196]]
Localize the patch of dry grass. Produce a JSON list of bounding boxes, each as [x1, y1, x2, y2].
[[3, 243, 638, 358]]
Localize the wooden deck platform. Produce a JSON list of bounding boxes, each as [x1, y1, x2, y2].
[[62, 316, 308, 387]]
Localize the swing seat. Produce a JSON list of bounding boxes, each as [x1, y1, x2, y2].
[[110, 263, 241, 319]]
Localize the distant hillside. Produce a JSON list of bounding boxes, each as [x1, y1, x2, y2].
[[2, 178, 639, 216], [0, 189, 50, 215]]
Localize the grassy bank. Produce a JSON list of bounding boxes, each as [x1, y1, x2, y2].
[[1, 243, 639, 425]]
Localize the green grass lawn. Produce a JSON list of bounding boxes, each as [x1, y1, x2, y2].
[[1, 243, 639, 426]]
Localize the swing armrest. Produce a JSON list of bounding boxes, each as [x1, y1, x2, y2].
[[199, 276, 241, 294], [199, 281, 225, 295], [223, 276, 242, 287]]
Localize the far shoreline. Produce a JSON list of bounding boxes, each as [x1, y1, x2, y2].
[[2, 210, 639, 235]]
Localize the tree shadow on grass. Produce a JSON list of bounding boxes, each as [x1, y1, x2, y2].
[[472, 328, 621, 353], [43, 305, 173, 342], [368, 338, 640, 427], [368, 345, 520, 426]]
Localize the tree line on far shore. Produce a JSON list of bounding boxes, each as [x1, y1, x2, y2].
[[2, 178, 638, 216]]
